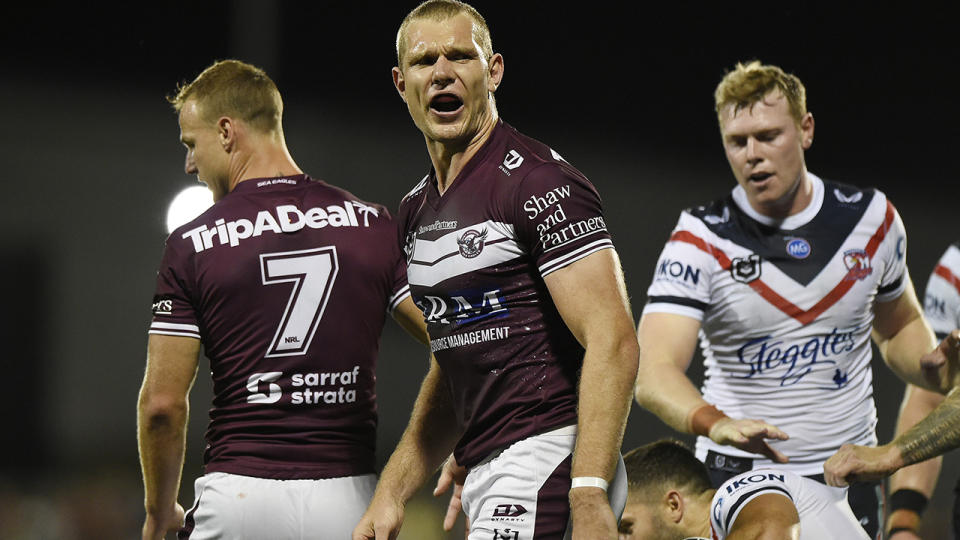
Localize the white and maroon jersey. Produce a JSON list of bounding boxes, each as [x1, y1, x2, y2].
[[709, 469, 867, 539], [397, 121, 615, 468], [148, 175, 409, 480], [643, 173, 908, 475], [924, 242, 960, 339]]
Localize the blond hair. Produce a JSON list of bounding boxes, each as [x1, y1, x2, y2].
[[169, 59, 283, 134], [714, 61, 807, 126], [395, 0, 493, 67]]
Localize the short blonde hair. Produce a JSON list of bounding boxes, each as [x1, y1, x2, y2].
[[169, 59, 283, 134], [396, 0, 493, 67], [714, 61, 807, 126]]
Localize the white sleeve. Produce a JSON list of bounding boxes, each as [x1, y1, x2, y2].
[[642, 215, 717, 322], [925, 243, 960, 338], [709, 470, 796, 537], [875, 200, 908, 303]]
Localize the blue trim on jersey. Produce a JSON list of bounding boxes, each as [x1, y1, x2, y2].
[[689, 180, 874, 287], [877, 274, 904, 295], [647, 295, 708, 312], [724, 485, 793, 532]]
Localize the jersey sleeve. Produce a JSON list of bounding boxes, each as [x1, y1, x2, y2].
[[875, 200, 908, 303], [512, 163, 614, 277], [924, 243, 960, 339], [641, 214, 716, 321], [387, 221, 412, 314], [710, 470, 796, 537], [148, 234, 201, 340]]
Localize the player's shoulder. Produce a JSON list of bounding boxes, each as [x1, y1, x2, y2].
[[399, 174, 430, 208], [675, 193, 739, 240], [496, 121, 591, 187], [307, 178, 393, 220]]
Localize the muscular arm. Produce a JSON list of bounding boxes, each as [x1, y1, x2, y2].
[[137, 334, 201, 539], [392, 295, 429, 345], [726, 493, 800, 540], [634, 312, 789, 461], [872, 279, 941, 390], [886, 385, 943, 536], [544, 249, 639, 536], [353, 354, 462, 539]]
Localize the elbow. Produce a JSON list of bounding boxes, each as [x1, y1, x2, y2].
[[138, 390, 188, 430]]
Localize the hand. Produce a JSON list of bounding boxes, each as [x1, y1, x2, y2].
[[708, 417, 790, 463], [433, 454, 468, 533], [569, 488, 617, 540], [823, 443, 902, 487], [142, 503, 184, 540], [920, 330, 960, 393], [352, 496, 405, 540]]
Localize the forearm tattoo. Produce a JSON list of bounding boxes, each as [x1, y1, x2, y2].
[[897, 387, 960, 465]]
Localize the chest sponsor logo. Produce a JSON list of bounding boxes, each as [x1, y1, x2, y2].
[[724, 472, 786, 494], [246, 366, 362, 406], [842, 249, 873, 281], [419, 288, 507, 325], [458, 228, 488, 258], [493, 529, 520, 540], [182, 202, 375, 253], [418, 219, 458, 234], [499, 149, 524, 175], [735, 327, 863, 387], [785, 238, 811, 259], [151, 295, 173, 315], [730, 254, 761, 283]]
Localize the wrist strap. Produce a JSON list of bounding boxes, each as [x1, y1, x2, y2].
[[688, 404, 728, 437], [570, 476, 608, 491], [889, 488, 928, 516]]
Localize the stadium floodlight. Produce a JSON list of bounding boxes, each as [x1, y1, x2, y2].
[[166, 185, 214, 233]]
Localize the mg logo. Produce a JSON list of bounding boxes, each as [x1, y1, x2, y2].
[[786, 238, 811, 259], [503, 150, 524, 170], [247, 372, 283, 404]]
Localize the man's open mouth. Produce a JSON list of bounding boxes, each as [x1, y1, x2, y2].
[[749, 172, 773, 182], [430, 94, 463, 113]]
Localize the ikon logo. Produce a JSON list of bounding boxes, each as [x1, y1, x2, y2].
[[493, 504, 527, 518]]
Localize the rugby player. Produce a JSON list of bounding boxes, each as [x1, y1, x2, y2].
[[632, 60, 940, 537], [826, 243, 960, 537], [620, 440, 868, 540], [137, 59, 428, 540], [353, 1, 639, 538]]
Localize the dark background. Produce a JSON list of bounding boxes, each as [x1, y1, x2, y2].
[[1, 1, 957, 538]]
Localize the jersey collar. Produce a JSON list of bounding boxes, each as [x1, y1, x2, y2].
[[731, 172, 824, 231]]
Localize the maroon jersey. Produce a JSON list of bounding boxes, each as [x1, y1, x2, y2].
[[397, 121, 615, 467], [149, 175, 409, 479]]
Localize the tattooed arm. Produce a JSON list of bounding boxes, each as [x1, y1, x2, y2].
[[825, 330, 960, 486]]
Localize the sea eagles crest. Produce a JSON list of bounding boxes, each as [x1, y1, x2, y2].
[[457, 228, 488, 259]]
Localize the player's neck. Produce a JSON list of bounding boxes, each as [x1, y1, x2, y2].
[[229, 133, 303, 190], [688, 489, 715, 538], [427, 111, 498, 195], [751, 168, 814, 220]]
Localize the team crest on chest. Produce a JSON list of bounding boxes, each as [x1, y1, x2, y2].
[[458, 228, 488, 259], [730, 254, 762, 283], [842, 249, 873, 281]]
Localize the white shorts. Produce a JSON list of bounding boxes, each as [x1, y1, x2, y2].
[[179, 472, 376, 540], [461, 425, 627, 540]]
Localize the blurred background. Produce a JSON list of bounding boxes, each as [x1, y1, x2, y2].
[[1, 1, 957, 538]]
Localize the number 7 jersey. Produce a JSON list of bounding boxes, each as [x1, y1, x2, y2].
[[643, 173, 908, 475], [148, 175, 410, 479]]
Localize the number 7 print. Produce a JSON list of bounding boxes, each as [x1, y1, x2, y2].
[[260, 246, 339, 357]]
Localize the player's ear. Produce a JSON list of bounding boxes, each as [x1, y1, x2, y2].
[[392, 67, 407, 102], [665, 490, 685, 524], [488, 53, 504, 93], [217, 117, 236, 153], [800, 112, 814, 149]]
